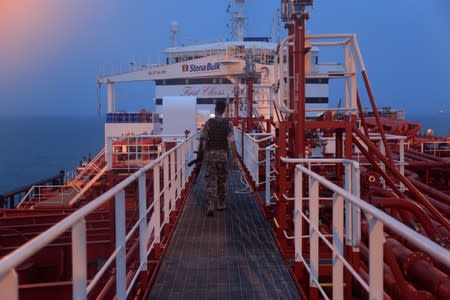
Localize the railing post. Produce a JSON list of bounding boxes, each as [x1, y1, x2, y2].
[[72, 218, 87, 300], [0, 270, 18, 300], [106, 137, 113, 170], [172, 148, 182, 202], [115, 190, 126, 300], [170, 151, 176, 206], [332, 193, 344, 299], [294, 167, 303, 260], [181, 143, 186, 189], [153, 163, 161, 243], [367, 213, 384, 300], [138, 174, 147, 271], [255, 142, 260, 184], [163, 156, 170, 223], [265, 146, 271, 205], [399, 139, 405, 191], [309, 177, 319, 297], [344, 163, 353, 246], [352, 163, 361, 248], [352, 163, 361, 247]]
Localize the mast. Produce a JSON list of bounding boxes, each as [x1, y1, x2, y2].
[[228, 0, 247, 41]]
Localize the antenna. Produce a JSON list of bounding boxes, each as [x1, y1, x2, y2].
[[169, 21, 179, 47], [228, 0, 247, 41], [272, 8, 281, 42]]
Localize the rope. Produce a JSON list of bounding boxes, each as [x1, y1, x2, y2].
[[232, 163, 252, 195]]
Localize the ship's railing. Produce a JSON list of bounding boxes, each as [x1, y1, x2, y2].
[[353, 133, 407, 191], [16, 149, 107, 208], [70, 147, 106, 190], [0, 133, 198, 300], [234, 129, 275, 186], [16, 185, 80, 209], [64, 169, 78, 184], [106, 112, 159, 123], [406, 140, 450, 157], [106, 134, 191, 171], [282, 158, 450, 300], [0, 172, 65, 209]]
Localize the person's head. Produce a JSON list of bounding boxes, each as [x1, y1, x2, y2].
[[215, 101, 226, 115]]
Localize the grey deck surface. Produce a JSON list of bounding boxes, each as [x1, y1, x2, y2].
[[148, 165, 299, 300]]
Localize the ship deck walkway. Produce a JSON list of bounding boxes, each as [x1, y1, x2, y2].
[[148, 163, 299, 299]]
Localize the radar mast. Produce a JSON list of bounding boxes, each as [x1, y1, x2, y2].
[[228, 0, 247, 41]]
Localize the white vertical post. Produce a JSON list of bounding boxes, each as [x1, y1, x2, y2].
[[176, 147, 182, 197], [294, 167, 303, 262], [265, 146, 271, 206], [0, 270, 18, 300], [255, 143, 260, 184], [399, 139, 405, 191], [106, 137, 113, 170], [309, 177, 319, 289], [344, 163, 352, 246], [332, 193, 344, 300], [344, 42, 356, 117], [163, 156, 170, 222], [115, 190, 126, 300], [368, 214, 384, 300], [72, 219, 87, 300], [181, 143, 186, 189], [153, 163, 161, 243], [170, 151, 176, 204], [352, 164, 361, 248], [107, 83, 115, 113], [138, 174, 148, 271]]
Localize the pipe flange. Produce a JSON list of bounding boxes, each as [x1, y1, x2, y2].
[[403, 252, 432, 276]]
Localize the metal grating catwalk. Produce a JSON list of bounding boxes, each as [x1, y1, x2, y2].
[[148, 165, 300, 299]]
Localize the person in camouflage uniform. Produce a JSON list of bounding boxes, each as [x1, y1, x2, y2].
[[200, 101, 238, 216]]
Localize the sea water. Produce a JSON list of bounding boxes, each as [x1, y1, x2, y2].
[[0, 116, 104, 193], [0, 113, 449, 194], [408, 113, 450, 137]]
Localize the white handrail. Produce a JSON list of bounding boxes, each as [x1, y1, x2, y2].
[[0, 133, 198, 299], [292, 161, 450, 299]]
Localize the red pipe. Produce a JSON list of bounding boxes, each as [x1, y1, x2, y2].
[[406, 149, 447, 162], [352, 136, 404, 198], [352, 125, 450, 232], [361, 70, 394, 164], [371, 186, 450, 219], [370, 197, 442, 241], [356, 91, 370, 137], [387, 238, 450, 300], [359, 243, 428, 300], [294, 14, 306, 157], [356, 266, 393, 300], [406, 171, 450, 205]]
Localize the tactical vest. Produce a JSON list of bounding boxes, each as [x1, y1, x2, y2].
[[206, 118, 229, 150]]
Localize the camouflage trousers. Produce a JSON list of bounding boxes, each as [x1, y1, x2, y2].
[[204, 150, 228, 211]]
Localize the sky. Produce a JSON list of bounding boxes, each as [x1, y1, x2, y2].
[[0, 0, 449, 117]]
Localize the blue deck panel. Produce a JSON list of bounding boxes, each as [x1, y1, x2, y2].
[[148, 165, 300, 299]]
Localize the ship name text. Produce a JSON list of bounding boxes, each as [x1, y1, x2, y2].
[[182, 63, 221, 73]]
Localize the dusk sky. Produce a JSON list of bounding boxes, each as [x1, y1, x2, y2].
[[0, 0, 449, 116]]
